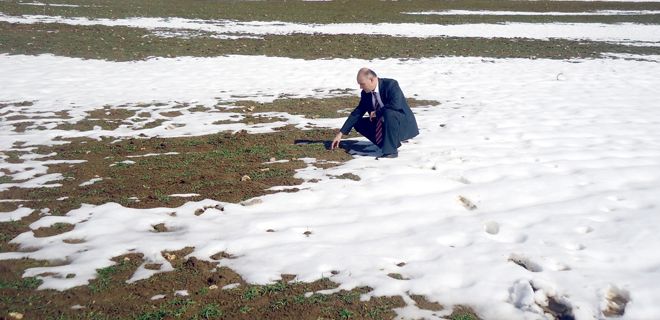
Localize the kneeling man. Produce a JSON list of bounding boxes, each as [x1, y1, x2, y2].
[[331, 68, 419, 158]]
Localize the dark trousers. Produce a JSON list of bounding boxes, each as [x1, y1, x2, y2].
[[353, 110, 402, 154]]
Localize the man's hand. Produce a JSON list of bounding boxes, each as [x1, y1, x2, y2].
[[369, 111, 376, 122], [331, 132, 343, 150]]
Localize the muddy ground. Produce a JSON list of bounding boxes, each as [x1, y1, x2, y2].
[[3, 0, 644, 317], [0, 248, 481, 320], [1, 94, 481, 319], [2, 0, 660, 61], [2, 22, 659, 61], [1, 0, 659, 24]]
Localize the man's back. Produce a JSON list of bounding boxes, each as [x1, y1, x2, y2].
[[377, 78, 419, 141]]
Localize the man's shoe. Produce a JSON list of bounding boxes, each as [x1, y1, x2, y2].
[[377, 153, 398, 160]]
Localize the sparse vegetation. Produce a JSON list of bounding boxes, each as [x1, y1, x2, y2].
[[5, 0, 645, 317], [1, 0, 658, 24], [199, 303, 223, 319], [3, 22, 659, 61]]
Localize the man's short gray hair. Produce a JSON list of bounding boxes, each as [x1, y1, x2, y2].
[[358, 68, 378, 79]]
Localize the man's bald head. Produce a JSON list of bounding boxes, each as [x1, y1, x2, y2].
[[357, 68, 378, 93]]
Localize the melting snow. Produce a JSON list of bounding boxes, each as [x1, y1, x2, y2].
[[0, 14, 659, 45], [1, 53, 659, 319]]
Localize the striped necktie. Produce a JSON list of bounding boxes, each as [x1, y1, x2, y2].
[[373, 92, 383, 145]]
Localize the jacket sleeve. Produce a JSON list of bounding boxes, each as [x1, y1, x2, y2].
[[340, 92, 369, 135], [377, 80, 405, 118]]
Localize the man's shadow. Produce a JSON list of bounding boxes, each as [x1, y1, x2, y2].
[[294, 139, 380, 157]]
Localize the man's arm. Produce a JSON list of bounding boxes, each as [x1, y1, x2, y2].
[[339, 93, 369, 135], [332, 93, 369, 149]]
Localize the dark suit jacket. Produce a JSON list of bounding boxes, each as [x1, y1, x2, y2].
[[340, 78, 419, 141]]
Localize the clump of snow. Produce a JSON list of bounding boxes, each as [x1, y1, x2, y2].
[[126, 152, 180, 158], [0, 207, 33, 222], [222, 283, 240, 290], [169, 193, 201, 198], [18, 2, 80, 7], [174, 290, 189, 297], [109, 160, 135, 167], [79, 177, 103, 187], [0, 159, 86, 192]]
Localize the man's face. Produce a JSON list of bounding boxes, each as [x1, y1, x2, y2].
[[357, 76, 377, 93]]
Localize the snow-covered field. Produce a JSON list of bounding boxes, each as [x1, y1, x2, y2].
[[2, 52, 660, 319], [3, 0, 660, 317], [403, 10, 660, 15], [2, 13, 660, 45]]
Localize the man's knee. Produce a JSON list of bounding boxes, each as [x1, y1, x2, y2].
[[354, 117, 370, 133], [353, 117, 377, 141], [382, 109, 401, 126]]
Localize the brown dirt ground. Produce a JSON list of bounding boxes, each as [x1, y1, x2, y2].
[[3, 22, 659, 61], [230, 97, 439, 119], [0, 97, 481, 319], [0, 249, 480, 320], [1, 0, 660, 24], [0, 128, 355, 215]]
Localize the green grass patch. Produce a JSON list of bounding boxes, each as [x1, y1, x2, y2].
[[340, 291, 361, 304], [135, 310, 167, 320], [0, 276, 42, 290], [307, 292, 329, 304], [452, 313, 478, 320], [198, 303, 223, 319], [270, 298, 289, 310], [242, 285, 262, 300], [153, 190, 171, 203], [0, 176, 14, 184], [3, 22, 660, 61], [88, 260, 130, 292], [339, 308, 354, 319]]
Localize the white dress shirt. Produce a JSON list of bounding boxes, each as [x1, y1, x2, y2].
[[371, 80, 383, 110]]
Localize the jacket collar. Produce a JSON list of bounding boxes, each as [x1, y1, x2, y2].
[[376, 78, 386, 98]]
